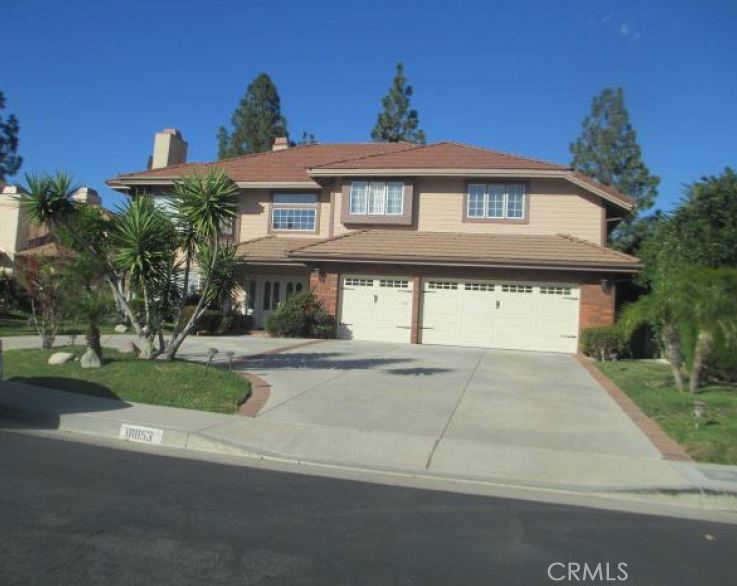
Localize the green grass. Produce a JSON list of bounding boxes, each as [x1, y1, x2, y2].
[[597, 360, 737, 465], [0, 311, 123, 337], [2, 346, 251, 414]]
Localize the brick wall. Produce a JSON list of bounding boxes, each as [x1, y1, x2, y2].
[[579, 282, 616, 329], [310, 268, 339, 317]]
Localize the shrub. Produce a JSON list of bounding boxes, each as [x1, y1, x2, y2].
[[197, 310, 223, 334], [581, 326, 627, 360], [266, 292, 335, 338]]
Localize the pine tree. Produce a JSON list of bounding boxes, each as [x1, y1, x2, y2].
[[0, 91, 22, 181], [217, 73, 289, 159], [371, 63, 426, 144], [571, 88, 658, 214]]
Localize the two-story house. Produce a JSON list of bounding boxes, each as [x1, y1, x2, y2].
[[108, 130, 640, 354]]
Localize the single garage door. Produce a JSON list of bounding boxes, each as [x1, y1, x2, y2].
[[338, 276, 413, 343], [421, 279, 580, 353]]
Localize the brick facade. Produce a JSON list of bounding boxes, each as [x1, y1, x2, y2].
[[578, 282, 616, 330], [310, 263, 618, 349], [310, 268, 339, 317]]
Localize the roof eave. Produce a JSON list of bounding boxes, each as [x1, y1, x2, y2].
[[287, 253, 641, 273]]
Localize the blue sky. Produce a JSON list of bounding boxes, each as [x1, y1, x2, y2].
[[3, 0, 735, 210]]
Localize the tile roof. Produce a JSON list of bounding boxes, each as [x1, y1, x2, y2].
[[311, 142, 567, 171], [107, 141, 632, 209], [235, 236, 324, 262], [108, 143, 416, 183], [289, 230, 640, 270]]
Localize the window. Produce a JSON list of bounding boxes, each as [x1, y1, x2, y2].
[[272, 282, 280, 307], [379, 279, 409, 288], [271, 193, 318, 232], [427, 281, 458, 290], [263, 281, 271, 310], [501, 284, 533, 293], [221, 217, 234, 236], [465, 282, 495, 292], [350, 181, 403, 216], [467, 183, 526, 220], [345, 278, 373, 287], [186, 269, 201, 294], [540, 285, 572, 295], [248, 281, 256, 311]]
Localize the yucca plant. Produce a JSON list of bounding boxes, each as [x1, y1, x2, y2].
[[20, 171, 77, 227], [112, 196, 177, 357], [162, 169, 238, 360]]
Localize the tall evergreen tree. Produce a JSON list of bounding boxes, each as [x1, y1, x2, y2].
[[217, 73, 289, 159], [570, 88, 659, 250], [371, 63, 426, 144], [0, 91, 22, 181]]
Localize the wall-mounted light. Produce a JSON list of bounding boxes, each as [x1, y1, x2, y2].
[[600, 278, 611, 292]]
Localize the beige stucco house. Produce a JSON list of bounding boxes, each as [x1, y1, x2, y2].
[[0, 183, 102, 275], [108, 130, 640, 354]]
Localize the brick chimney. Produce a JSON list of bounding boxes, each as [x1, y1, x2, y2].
[[151, 128, 188, 169], [272, 136, 289, 151]]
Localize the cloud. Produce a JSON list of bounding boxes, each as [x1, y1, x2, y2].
[[619, 22, 641, 41]]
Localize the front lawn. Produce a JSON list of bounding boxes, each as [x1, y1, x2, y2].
[[0, 311, 121, 338], [597, 360, 737, 465], [2, 346, 250, 414]]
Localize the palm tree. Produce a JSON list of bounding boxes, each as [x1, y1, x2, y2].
[[619, 281, 687, 392], [621, 268, 737, 394], [162, 170, 238, 360], [673, 268, 737, 393]]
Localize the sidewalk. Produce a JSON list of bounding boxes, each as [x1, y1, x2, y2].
[[3, 379, 737, 512]]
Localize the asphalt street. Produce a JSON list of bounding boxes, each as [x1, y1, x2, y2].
[[1, 429, 735, 585]]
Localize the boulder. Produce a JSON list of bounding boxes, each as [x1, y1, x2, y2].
[[48, 352, 74, 366], [114, 324, 128, 333], [80, 348, 102, 369], [119, 341, 140, 355]]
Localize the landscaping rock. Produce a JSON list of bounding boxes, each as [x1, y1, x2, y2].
[[48, 352, 74, 366], [80, 348, 102, 369], [119, 341, 139, 355], [114, 324, 128, 333]]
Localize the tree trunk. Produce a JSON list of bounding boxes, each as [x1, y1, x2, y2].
[[661, 322, 685, 392], [161, 238, 220, 361], [106, 275, 143, 337], [689, 330, 714, 394], [86, 324, 102, 360]]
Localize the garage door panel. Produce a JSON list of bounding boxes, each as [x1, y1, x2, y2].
[[420, 279, 579, 353], [339, 276, 412, 343]]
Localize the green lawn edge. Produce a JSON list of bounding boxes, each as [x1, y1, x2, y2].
[[596, 360, 737, 465], [2, 346, 251, 415]]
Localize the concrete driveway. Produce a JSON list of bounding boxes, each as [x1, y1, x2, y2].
[[239, 340, 674, 486]]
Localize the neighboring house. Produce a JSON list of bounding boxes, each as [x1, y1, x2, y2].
[[0, 184, 102, 275], [107, 129, 640, 354]]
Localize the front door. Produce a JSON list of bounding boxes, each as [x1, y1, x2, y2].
[[251, 277, 308, 329]]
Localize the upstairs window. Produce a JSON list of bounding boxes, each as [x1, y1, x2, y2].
[[467, 183, 526, 220], [350, 181, 404, 216], [271, 193, 318, 232]]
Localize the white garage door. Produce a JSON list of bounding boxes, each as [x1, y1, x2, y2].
[[338, 276, 413, 343], [421, 279, 580, 353]]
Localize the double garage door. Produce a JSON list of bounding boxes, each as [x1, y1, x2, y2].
[[339, 275, 580, 353]]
